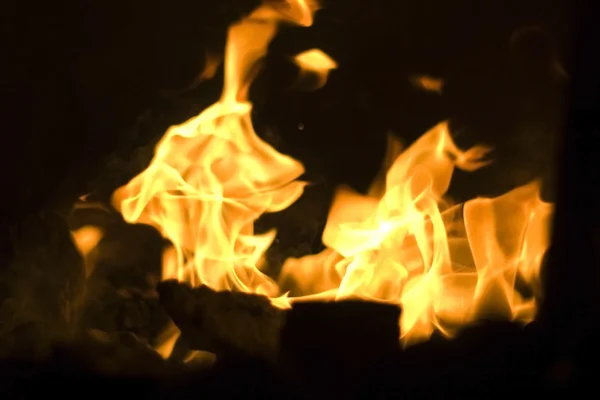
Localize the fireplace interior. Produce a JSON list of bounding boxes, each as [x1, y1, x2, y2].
[[2, 0, 599, 397]]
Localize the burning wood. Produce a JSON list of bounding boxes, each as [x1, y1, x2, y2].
[[107, 0, 555, 350], [0, 0, 586, 395], [157, 280, 284, 360]]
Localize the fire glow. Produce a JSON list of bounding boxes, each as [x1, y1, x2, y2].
[[111, 0, 554, 349]]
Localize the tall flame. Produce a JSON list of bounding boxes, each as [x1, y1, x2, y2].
[[113, 1, 317, 298], [113, 0, 554, 350]]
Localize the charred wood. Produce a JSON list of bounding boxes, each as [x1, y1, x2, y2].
[[62, 329, 169, 376], [157, 280, 284, 361], [0, 211, 85, 358], [0, 311, 591, 398], [279, 300, 401, 398], [79, 222, 170, 341]]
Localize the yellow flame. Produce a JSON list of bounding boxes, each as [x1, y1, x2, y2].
[[113, 1, 315, 299], [113, 0, 554, 349], [281, 124, 552, 344]]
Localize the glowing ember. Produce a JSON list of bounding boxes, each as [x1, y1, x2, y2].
[[111, 0, 554, 352]]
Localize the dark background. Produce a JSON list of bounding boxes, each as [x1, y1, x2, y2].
[[2, 0, 568, 215]]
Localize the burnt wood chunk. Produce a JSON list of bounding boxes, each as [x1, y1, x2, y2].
[[156, 280, 284, 360], [279, 300, 401, 398], [78, 222, 169, 339], [63, 329, 168, 376], [0, 211, 85, 358]]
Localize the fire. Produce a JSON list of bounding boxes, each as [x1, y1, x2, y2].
[[112, 0, 554, 350], [113, 1, 314, 298], [410, 75, 444, 94], [281, 125, 552, 344], [294, 48, 338, 89], [71, 225, 104, 278], [72, 225, 103, 259]]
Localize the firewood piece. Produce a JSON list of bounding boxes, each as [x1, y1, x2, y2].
[[82, 283, 170, 341], [156, 280, 284, 360], [74, 221, 172, 342], [371, 320, 545, 397], [0, 211, 85, 358], [279, 300, 401, 398], [63, 329, 169, 376]]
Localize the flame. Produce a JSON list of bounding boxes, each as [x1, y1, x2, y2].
[[113, 1, 317, 299], [294, 48, 338, 89], [72, 226, 103, 258], [282, 124, 552, 344], [184, 350, 217, 366], [112, 0, 554, 350], [154, 321, 181, 360], [71, 225, 104, 278], [410, 75, 444, 94], [309, 126, 550, 343]]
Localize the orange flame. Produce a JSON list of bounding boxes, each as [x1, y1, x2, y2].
[[71, 225, 104, 278], [71, 226, 103, 258], [294, 48, 338, 89], [154, 321, 181, 360], [112, 0, 554, 350], [410, 75, 444, 94]]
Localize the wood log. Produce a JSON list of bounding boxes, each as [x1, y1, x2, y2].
[[157, 280, 284, 361], [69, 329, 169, 376], [0, 211, 85, 358], [279, 300, 401, 398]]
